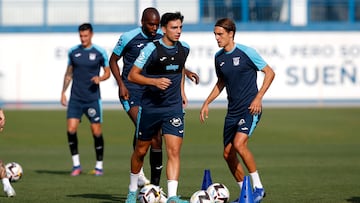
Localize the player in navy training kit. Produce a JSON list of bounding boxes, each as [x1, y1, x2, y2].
[[109, 8, 162, 187], [125, 12, 190, 203], [0, 108, 16, 197], [200, 18, 275, 203], [61, 23, 110, 177], [109, 7, 199, 188]]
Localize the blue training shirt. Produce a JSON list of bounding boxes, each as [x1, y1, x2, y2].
[[215, 43, 267, 115], [68, 44, 109, 101], [112, 27, 163, 92], [134, 39, 190, 112]]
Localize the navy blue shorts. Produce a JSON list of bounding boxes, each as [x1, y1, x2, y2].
[[223, 110, 261, 146], [120, 90, 142, 112], [136, 109, 184, 141], [67, 98, 103, 123]]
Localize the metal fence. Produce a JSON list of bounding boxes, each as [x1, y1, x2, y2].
[[0, 0, 359, 32]]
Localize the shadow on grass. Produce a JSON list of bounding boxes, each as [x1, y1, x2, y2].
[[67, 193, 124, 202], [35, 170, 69, 175], [347, 197, 360, 203]]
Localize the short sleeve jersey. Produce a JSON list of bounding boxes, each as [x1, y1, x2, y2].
[[68, 44, 109, 101], [134, 39, 190, 112], [215, 44, 267, 115], [112, 27, 163, 92]]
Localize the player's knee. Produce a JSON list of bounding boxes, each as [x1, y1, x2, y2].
[[223, 151, 231, 161], [135, 147, 148, 158], [167, 149, 180, 160], [223, 148, 237, 162], [151, 140, 162, 149], [91, 127, 102, 136]]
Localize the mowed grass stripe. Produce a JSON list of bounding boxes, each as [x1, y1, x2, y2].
[[0, 108, 359, 202]]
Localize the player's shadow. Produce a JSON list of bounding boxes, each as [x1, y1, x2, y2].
[[66, 193, 124, 202], [347, 197, 360, 203], [35, 169, 69, 175]]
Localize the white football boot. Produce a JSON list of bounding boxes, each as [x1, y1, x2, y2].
[[137, 172, 150, 188]]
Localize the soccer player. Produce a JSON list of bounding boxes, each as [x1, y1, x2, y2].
[[0, 108, 16, 197], [125, 12, 190, 203], [61, 23, 110, 176], [109, 7, 199, 188], [199, 18, 275, 203]]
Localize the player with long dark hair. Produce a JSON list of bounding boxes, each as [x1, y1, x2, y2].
[[200, 18, 275, 203]]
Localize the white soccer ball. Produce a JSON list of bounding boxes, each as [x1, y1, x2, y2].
[[138, 184, 161, 203], [5, 162, 23, 182], [206, 183, 230, 203], [190, 190, 214, 203]]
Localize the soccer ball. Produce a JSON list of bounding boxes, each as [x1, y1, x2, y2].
[[206, 183, 230, 203], [5, 162, 23, 182], [138, 184, 161, 203], [190, 190, 214, 203]]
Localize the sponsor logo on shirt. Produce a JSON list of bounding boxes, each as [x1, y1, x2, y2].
[[166, 64, 179, 71]]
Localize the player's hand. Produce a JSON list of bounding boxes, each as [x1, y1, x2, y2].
[[91, 76, 100, 84], [155, 78, 172, 90], [199, 105, 209, 123], [60, 94, 67, 107], [248, 97, 262, 115], [119, 84, 129, 100], [187, 72, 199, 85]]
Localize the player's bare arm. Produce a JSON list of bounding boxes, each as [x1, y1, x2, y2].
[[61, 65, 73, 106], [200, 78, 225, 123], [248, 65, 275, 115], [91, 66, 110, 84], [184, 68, 199, 84], [181, 69, 188, 108], [109, 53, 129, 100], [128, 65, 172, 90]]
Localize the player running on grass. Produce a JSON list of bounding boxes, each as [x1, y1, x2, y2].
[[109, 7, 199, 188], [200, 18, 275, 203], [125, 11, 191, 203]]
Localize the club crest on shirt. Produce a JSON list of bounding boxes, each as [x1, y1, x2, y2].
[[89, 53, 96, 60], [233, 57, 240, 66]]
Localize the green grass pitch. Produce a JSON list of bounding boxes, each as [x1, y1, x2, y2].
[[0, 108, 359, 203]]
